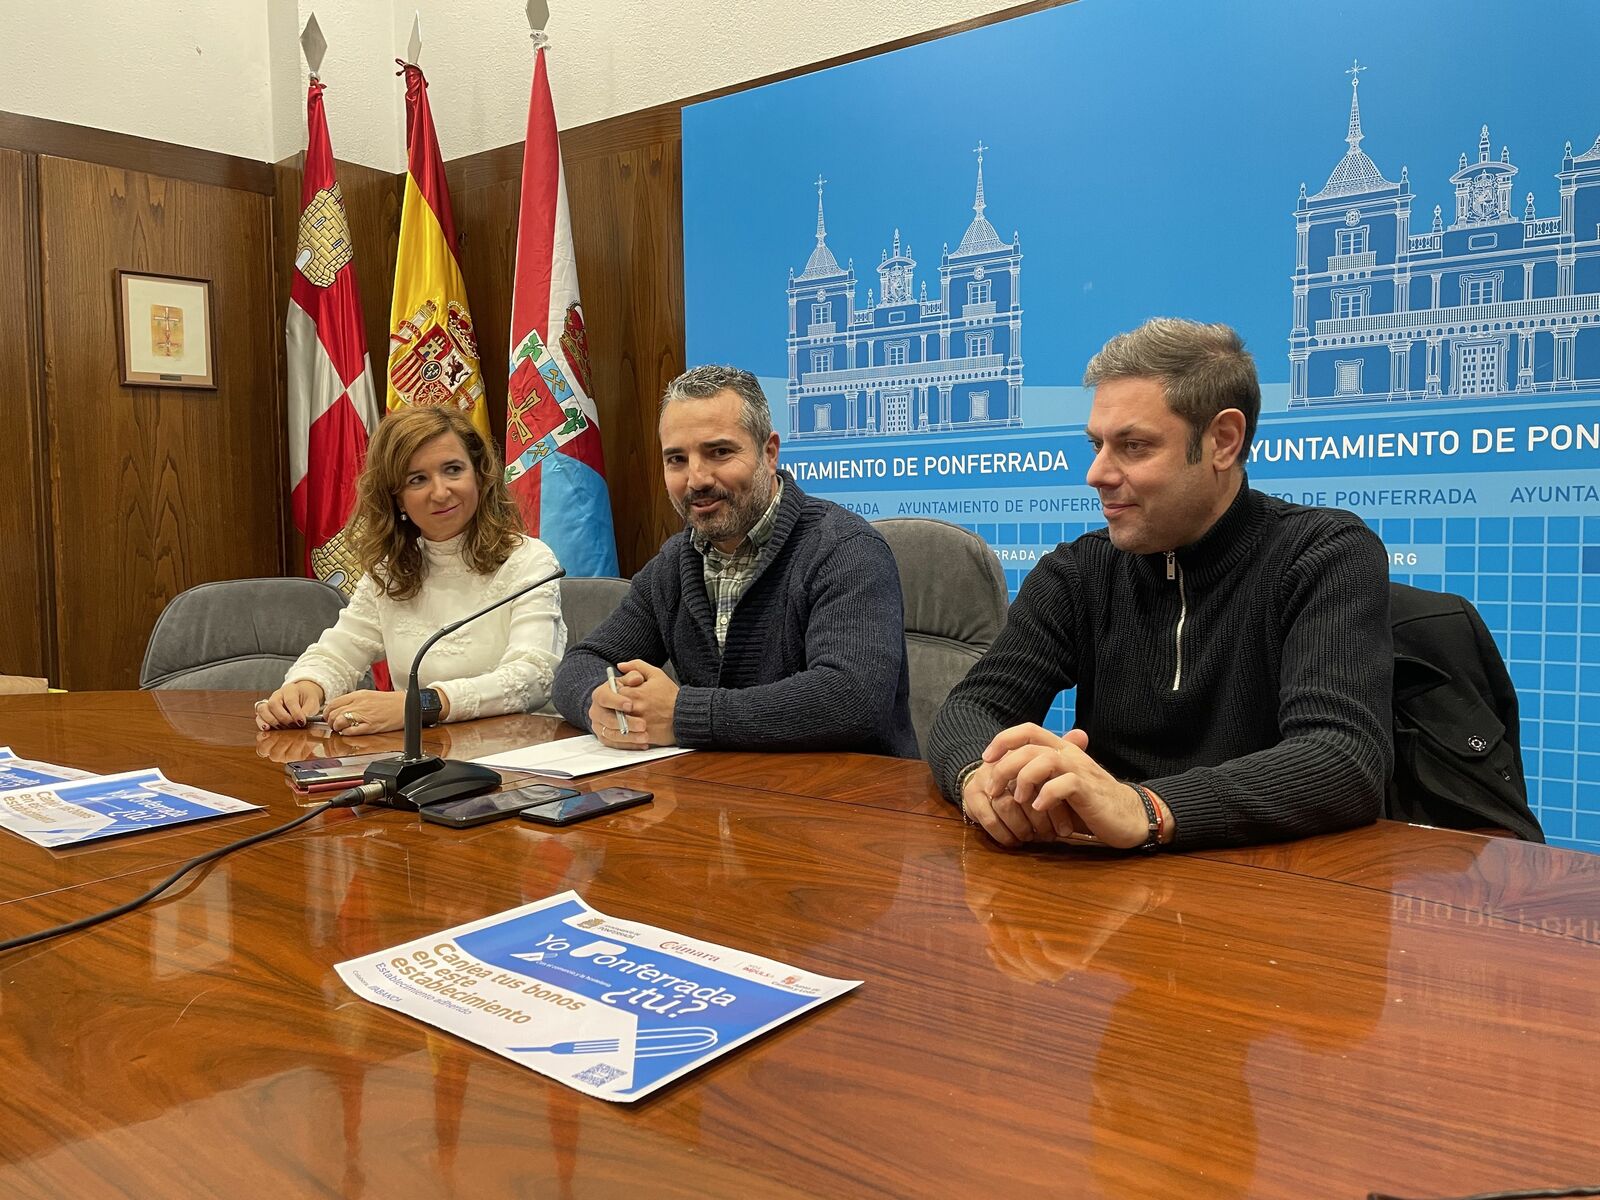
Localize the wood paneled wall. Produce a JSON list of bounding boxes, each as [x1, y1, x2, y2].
[[0, 149, 51, 679], [37, 157, 285, 690], [5, 97, 682, 691], [2, 114, 287, 690]]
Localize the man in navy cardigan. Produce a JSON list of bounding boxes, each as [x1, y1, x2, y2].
[[552, 364, 919, 758]]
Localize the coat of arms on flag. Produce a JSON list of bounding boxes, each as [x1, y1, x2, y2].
[[309, 523, 362, 595], [506, 311, 590, 459], [295, 184, 355, 286], [388, 298, 484, 414]]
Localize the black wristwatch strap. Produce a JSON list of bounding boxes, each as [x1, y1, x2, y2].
[[418, 687, 443, 727]]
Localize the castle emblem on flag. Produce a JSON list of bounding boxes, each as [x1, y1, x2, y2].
[[294, 184, 355, 288], [387, 298, 485, 413], [309, 523, 362, 597]]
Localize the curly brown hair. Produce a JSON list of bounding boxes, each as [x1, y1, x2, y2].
[[351, 406, 525, 601]]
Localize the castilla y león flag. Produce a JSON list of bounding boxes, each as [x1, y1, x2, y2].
[[287, 78, 380, 597], [504, 45, 619, 576], [387, 61, 489, 439]]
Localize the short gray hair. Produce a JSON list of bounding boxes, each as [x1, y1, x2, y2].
[[1083, 318, 1260, 462], [661, 364, 774, 447]]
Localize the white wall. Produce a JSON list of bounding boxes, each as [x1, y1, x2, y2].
[[400, 0, 1032, 169], [8, 0, 282, 161], [273, 0, 407, 170], [12, 0, 1033, 170]]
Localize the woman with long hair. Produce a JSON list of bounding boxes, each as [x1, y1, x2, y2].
[[256, 406, 565, 734]]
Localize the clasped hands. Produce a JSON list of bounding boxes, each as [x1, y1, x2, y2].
[[961, 724, 1168, 851], [255, 680, 408, 735], [587, 660, 679, 749]]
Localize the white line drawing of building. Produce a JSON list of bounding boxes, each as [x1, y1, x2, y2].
[[785, 146, 1024, 439], [1291, 62, 1600, 406]]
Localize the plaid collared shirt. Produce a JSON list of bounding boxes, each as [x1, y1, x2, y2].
[[691, 479, 783, 651]]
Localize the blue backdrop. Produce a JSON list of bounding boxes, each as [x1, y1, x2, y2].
[[684, 0, 1600, 851]]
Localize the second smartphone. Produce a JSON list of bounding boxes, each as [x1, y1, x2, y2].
[[519, 787, 653, 826]]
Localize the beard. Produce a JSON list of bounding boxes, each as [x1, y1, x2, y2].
[[674, 471, 776, 546]]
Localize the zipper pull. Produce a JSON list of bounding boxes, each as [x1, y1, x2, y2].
[[1165, 551, 1176, 581]]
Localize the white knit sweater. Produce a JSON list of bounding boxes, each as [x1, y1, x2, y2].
[[285, 534, 566, 721]]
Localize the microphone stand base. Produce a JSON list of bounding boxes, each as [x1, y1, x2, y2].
[[363, 756, 503, 811]]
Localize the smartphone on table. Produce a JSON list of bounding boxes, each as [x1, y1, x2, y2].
[[420, 783, 582, 829], [518, 787, 653, 827], [285, 752, 402, 793]]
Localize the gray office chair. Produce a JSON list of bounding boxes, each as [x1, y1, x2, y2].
[[559, 576, 632, 649], [140, 577, 349, 690], [872, 518, 1009, 749], [556, 575, 677, 691]]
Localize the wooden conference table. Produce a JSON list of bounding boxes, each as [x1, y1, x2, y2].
[[1, 691, 1598, 1199]]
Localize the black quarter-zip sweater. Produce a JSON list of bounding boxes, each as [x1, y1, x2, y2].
[[927, 480, 1394, 850]]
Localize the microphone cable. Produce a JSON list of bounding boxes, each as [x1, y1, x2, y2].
[[0, 782, 387, 955]]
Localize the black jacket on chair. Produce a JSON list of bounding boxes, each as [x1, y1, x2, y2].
[[1385, 582, 1543, 842]]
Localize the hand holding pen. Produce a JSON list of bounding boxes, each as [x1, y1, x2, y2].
[[589, 664, 645, 749], [587, 661, 680, 750], [606, 666, 632, 736]]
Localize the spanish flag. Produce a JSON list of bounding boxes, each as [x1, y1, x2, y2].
[[386, 61, 488, 437]]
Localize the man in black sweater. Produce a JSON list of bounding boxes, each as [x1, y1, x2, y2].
[[928, 319, 1392, 851], [552, 365, 918, 758]]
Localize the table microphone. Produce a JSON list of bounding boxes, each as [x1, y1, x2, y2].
[[363, 565, 566, 810]]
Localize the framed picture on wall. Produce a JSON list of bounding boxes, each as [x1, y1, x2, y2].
[[115, 270, 217, 389]]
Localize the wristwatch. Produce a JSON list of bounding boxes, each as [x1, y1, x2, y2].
[[417, 687, 443, 727]]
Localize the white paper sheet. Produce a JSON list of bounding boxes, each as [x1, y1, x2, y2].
[[471, 736, 692, 778]]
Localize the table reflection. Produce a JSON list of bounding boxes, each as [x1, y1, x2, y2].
[[958, 837, 1394, 1198]]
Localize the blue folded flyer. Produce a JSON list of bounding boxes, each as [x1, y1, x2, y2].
[[337, 890, 861, 1101], [0, 750, 261, 848]]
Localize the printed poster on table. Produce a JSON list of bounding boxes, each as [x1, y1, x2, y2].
[[0, 746, 91, 791], [335, 890, 861, 1102], [0, 765, 261, 849]]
